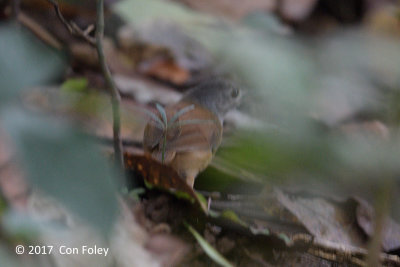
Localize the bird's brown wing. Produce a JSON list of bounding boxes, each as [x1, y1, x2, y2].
[[165, 102, 222, 153], [143, 118, 177, 163], [143, 120, 163, 150], [143, 101, 222, 163]]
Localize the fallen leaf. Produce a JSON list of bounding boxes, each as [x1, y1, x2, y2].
[[138, 58, 190, 85], [354, 196, 400, 252], [275, 188, 365, 247], [124, 153, 207, 212]]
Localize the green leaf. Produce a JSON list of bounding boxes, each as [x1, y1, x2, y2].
[[185, 222, 234, 267], [221, 210, 248, 227], [195, 191, 208, 209], [61, 77, 89, 92], [143, 179, 155, 189], [2, 109, 119, 233], [173, 191, 195, 203], [0, 22, 66, 107], [128, 187, 146, 201]]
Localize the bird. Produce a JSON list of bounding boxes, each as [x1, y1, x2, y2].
[[143, 79, 242, 187]]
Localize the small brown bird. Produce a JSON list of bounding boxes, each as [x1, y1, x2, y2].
[[143, 79, 241, 187]]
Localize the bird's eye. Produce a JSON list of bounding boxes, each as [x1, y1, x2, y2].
[[231, 88, 239, 98]]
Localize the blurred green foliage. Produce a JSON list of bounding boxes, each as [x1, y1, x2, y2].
[[0, 0, 399, 259], [0, 22, 119, 234], [0, 22, 65, 107], [0, 246, 21, 267], [211, 29, 400, 184], [61, 77, 89, 93], [3, 109, 119, 232], [116, 0, 400, 221]]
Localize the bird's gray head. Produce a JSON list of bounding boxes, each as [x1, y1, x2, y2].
[[181, 79, 242, 122]]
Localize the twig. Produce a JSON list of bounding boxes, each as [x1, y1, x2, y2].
[[46, 0, 124, 171], [17, 12, 63, 50], [46, 0, 96, 45], [95, 0, 124, 169]]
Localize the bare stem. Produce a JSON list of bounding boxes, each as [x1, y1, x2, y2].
[[46, 0, 124, 171], [95, 0, 124, 169]]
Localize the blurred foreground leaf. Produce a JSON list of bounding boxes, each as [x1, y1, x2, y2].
[[2, 109, 119, 233], [0, 245, 22, 267], [220, 129, 400, 184], [1, 211, 41, 242], [0, 22, 66, 107], [218, 130, 333, 180]]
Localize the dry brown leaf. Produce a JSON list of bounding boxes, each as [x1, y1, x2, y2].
[[124, 153, 207, 212], [275, 189, 365, 247], [138, 58, 190, 85]]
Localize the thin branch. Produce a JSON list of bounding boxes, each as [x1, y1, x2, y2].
[[46, 0, 96, 45], [17, 12, 63, 50], [45, 0, 124, 174], [95, 0, 124, 169]]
